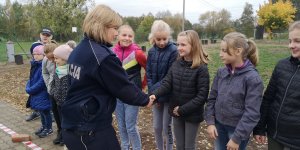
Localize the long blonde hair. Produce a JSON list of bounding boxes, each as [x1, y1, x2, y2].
[[148, 20, 172, 45], [177, 30, 209, 68], [223, 32, 259, 66], [82, 5, 122, 43]]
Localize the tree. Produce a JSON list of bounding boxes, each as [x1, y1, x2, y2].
[[239, 3, 255, 37], [135, 15, 155, 43], [272, 0, 300, 20], [155, 10, 172, 19], [192, 23, 205, 38], [155, 11, 183, 39], [257, 0, 296, 32], [199, 9, 232, 39], [123, 16, 143, 32], [30, 0, 92, 41]]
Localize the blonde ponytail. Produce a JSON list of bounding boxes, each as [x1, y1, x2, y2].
[[246, 39, 258, 66]]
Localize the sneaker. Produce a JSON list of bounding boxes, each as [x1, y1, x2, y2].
[[38, 129, 53, 138], [34, 127, 44, 135], [25, 111, 40, 121]]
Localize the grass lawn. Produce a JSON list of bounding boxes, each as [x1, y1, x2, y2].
[[0, 41, 33, 62], [0, 41, 291, 87]]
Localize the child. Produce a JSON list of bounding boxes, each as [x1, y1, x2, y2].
[[66, 40, 77, 49], [26, 28, 54, 122], [50, 44, 73, 145], [253, 21, 300, 150], [205, 32, 264, 150], [42, 43, 63, 145], [150, 30, 210, 150], [112, 25, 147, 150], [26, 45, 53, 138], [146, 20, 178, 150]]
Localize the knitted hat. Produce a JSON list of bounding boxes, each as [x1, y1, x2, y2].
[[32, 45, 44, 55], [53, 44, 73, 60]]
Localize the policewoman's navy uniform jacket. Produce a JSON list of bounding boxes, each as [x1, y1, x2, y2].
[[61, 36, 149, 132]]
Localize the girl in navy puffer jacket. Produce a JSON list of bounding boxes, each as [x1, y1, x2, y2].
[[146, 20, 178, 150], [26, 45, 52, 138]]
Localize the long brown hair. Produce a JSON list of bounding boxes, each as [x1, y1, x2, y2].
[[177, 30, 209, 68], [223, 32, 259, 66]]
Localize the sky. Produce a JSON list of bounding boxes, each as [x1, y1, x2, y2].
[[97, 0, 267, 23], [1, 0, 268, 24]]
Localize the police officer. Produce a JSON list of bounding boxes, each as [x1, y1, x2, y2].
[[61, 5, 154, 150]]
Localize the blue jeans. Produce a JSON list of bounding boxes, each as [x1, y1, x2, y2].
[[152, 103, 173, 150], [39, 109, 52, 130], [215, 121, 249, 150], [115, 100, 141, 150]]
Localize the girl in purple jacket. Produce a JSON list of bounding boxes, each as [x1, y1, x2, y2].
[[205, 32, 264, 150]]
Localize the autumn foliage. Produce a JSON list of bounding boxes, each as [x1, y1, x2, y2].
[[257, 0, 296, 31]]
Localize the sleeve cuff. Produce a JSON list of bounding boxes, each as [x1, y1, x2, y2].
[[231, 134, 242, 145], [205, 117, 215, 125]]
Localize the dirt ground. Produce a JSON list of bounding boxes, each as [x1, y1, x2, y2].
[[0, 61, 267, 150]]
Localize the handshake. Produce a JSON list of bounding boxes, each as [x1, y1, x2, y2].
[[146, 95, 157, 107], [147, 95, 180, 117]]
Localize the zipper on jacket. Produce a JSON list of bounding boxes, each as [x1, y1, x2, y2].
[[273, 65, 300, 138], [227, 74, 234, 85], [156, 51, 161, 81], [178, 65, 187, 104]]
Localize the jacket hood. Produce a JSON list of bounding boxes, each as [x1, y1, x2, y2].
[[225, 59, 255, 75]]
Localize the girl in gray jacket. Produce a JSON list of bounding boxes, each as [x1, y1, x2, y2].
[[205, 32, 264, 150]]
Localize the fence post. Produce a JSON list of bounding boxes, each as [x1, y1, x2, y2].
[[141, 46, 146, 52], [6, 41, 15, 63]]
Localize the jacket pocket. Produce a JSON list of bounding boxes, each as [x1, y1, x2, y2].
[[80, 97, 101, 122], [230, 103, 244, 118]]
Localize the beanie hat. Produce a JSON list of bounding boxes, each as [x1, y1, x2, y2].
[[33, 45, 44, 55], [53, 44, 73, 60]]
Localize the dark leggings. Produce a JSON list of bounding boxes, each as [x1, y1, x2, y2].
[[50, 95, 61, 131], [63, 126, 121, 150]]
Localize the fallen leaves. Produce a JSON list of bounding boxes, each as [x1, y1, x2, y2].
[[0, 62, 267, 150]]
